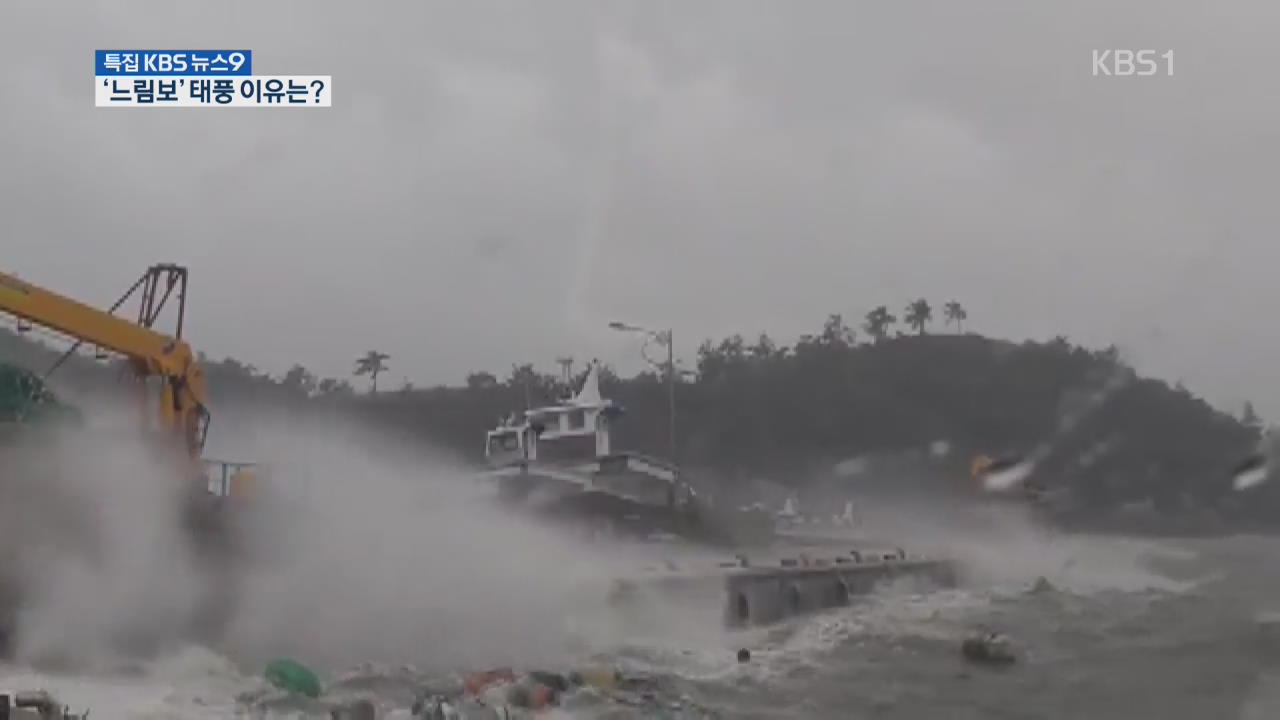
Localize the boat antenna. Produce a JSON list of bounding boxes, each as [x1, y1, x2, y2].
[[556, 356, 575, 399]]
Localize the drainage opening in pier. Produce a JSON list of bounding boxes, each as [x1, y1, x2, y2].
[[834, 580, 850, 606], [787, 585, 802, 614], [735, 593, 750, 624]]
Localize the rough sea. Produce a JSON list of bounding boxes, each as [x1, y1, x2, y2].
[[4, 522, 1279, 720], [6, 419, 1278, 718]]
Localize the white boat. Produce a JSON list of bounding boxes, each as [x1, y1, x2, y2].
[[480, 361, 688, 513], [477, 364, 961, 627]]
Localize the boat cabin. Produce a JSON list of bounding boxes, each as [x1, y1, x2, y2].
[[482, 361, 690, 509], [484, 362, 621, 468]]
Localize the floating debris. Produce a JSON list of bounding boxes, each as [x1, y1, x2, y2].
[[568, 665, 620, 692], [330, 697, 377, 720], [960, 632, 1016, 666], [1028, 576, 1056, 594], [526, 670, 569, 693], [979, 458, 1035, 492], [1232, 454, 1269, 491], [405, 662, 715, 719], [264, 657, 323, 698], [0, 689, 88, 720]]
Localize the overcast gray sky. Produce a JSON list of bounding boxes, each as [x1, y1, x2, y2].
[[1, 1, 1278, 416]]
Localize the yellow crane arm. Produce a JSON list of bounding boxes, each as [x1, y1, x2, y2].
[[0, 267, 209, 458]]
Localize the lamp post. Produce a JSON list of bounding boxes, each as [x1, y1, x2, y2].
[[608, 321, 677, 473]]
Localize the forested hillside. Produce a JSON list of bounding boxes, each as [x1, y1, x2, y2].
[[1, 305, 1273, 528]]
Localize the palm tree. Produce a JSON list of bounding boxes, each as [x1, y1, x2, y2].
[[903, 299, 932, 335], [943, 301, 967, 333], [862, 306, 896, 343], [353, 350, 390, 392]]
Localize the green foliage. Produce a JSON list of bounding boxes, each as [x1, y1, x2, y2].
[[903, 298, 932, 335], [0, 310, 1267, 524], [0, 362, 80, 425], [944, 300, 967, 332], [863, 306, 896, 343]]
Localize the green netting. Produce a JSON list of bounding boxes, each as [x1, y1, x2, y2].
[[264, 657, 322, 698], [0, 363, 80, 424]]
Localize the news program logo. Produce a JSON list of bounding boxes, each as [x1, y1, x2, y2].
[[94, 50, 331, 107], [1092, 49, 1174, 77]]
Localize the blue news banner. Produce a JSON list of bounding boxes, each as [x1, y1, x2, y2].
[[94, 50, 330, 107]]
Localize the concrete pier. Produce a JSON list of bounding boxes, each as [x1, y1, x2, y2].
[[722, 554, 957, 626], [608, 547, 959, 629]]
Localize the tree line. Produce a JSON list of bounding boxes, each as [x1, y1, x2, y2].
[[339, 299, 972, 395], [1, 299, 1276, 529]]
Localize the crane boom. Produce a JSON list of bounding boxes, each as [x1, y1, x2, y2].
[[0, 265, 209, 459]]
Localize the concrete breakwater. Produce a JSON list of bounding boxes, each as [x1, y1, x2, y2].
[[608, 546, 959, 628]]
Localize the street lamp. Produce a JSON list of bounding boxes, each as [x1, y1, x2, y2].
[[608, 320, 677, 473]]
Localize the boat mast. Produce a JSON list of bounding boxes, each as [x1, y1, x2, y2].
[[556, 356, 574, 398]]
